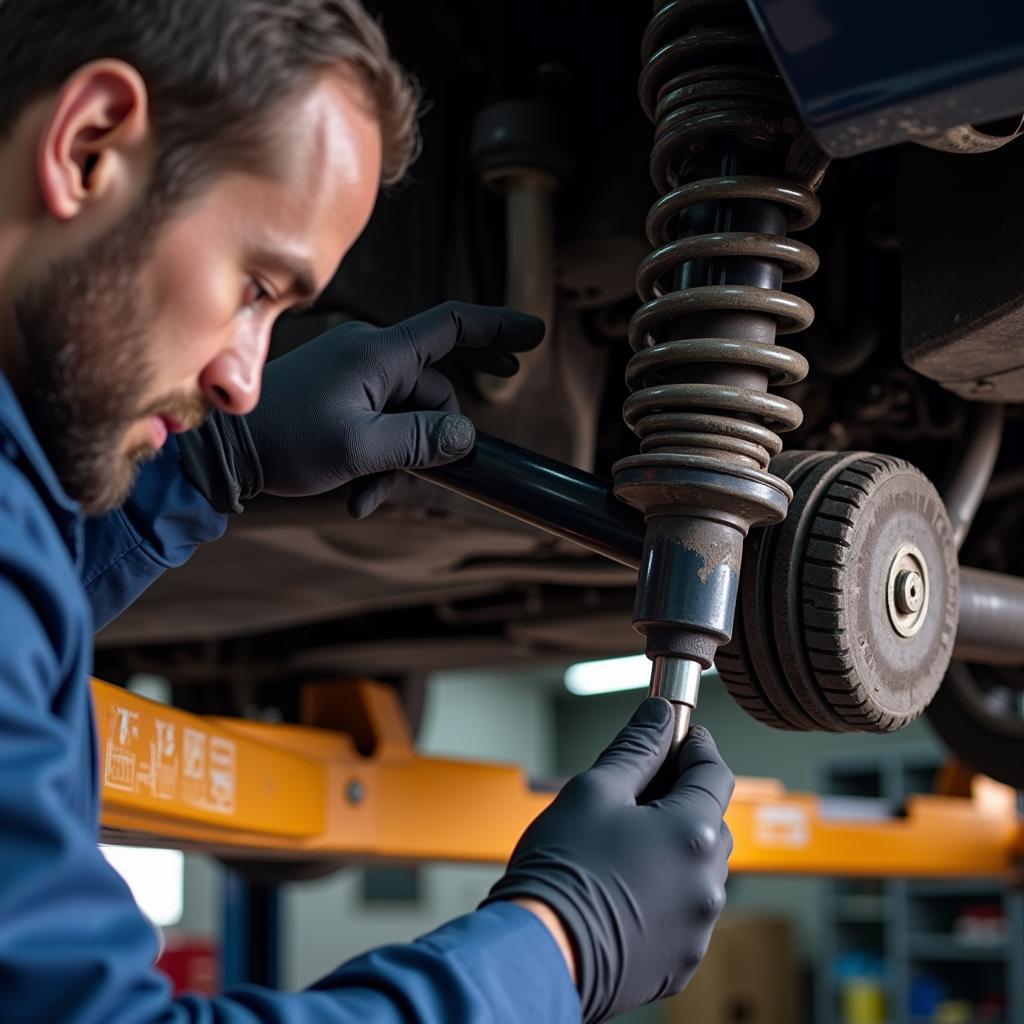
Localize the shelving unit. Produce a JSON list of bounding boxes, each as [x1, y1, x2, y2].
[[818, 755, 1024, 1024]]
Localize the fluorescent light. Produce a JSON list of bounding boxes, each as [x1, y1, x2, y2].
[[564, 654, 651, 695], [101, 846, 184, 927], [564, 656, 720, 696]]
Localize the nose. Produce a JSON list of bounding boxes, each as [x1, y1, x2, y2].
[[198, 327, 271, 416]]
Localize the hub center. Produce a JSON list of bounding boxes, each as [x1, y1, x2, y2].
[[887, 543, 930, 637]]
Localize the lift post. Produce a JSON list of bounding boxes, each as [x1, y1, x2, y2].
[[94, 678, 1024, 878]]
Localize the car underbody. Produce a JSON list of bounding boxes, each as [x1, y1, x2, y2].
[[96, 0, 1024, 788]]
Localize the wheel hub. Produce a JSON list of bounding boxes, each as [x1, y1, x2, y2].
[[887, 544, 929, 636], [717, 452, 959, 733]]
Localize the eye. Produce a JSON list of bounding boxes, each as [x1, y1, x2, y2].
[[243, 277, 274, 310]]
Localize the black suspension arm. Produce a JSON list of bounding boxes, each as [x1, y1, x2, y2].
[[410, 433, 644, 569], [412, 432, 1024, 668]]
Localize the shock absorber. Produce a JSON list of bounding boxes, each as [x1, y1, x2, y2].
[[613, 0, 820, 755]]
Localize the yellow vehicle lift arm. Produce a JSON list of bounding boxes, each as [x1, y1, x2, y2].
[[94, 678, 1023, 878]]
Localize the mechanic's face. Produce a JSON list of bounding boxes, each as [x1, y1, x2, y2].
[[13, 71, 381, 515]]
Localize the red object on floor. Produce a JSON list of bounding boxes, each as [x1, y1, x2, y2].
[[156, 932, 219, 995]]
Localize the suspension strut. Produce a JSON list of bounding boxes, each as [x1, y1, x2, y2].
[[613, 0, 821, 755]]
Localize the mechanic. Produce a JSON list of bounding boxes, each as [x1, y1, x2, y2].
[[0, 2, 733, 1022]]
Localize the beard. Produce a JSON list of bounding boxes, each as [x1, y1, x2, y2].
[[12, 200, 209, 516]]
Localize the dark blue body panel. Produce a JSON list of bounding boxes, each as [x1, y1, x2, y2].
[[747, 0, 1024, 155]]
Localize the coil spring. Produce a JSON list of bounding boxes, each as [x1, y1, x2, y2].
[[626, 0, 819, 474]]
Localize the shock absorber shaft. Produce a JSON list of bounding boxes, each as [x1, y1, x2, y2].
[[616, 0, 820, 757]]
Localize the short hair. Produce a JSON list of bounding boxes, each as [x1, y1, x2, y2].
[[0, 0, 421, 206]]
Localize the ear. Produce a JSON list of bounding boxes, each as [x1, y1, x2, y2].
[[36, 59, 150, 222]]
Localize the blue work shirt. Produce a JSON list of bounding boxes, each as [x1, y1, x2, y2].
[[0, 371, 580, 1023]]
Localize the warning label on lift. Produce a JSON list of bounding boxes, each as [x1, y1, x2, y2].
[[103, 704, 237, 815], [753, 804, 810, 847]]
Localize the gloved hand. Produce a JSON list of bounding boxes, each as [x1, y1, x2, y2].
[[179, 302, 544, 518], [484, 698, 734, 1023]]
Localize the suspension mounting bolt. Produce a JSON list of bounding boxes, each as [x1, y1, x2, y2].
[[895, 570, 924, 614]]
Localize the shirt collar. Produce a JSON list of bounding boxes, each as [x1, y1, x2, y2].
[[0, 371, 83, 562]]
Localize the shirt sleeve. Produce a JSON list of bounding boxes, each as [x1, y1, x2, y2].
[[175, 904, 582, 1023], [81, 435, 228, 631]]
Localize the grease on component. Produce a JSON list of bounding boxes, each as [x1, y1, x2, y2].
[[917, 115, 1024, 154], [748, 0, 1024, 156], [682, 520, 742, 584]]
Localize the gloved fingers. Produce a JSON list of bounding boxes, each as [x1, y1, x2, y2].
[[586, 698, 673, 800], [401, 302, 545, 367], [459, 348, 521, 378], [346, 472, 397, 519], [713, 824, 734, 888], [654, 724, 735, 817], [404, 367, 460, 414], [350, 409, 476, 479], [359, 305, 542, 409], [445, 302, 545, 353]]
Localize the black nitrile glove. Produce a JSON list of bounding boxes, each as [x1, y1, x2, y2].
[[484, 699, 734, 1023], [179, 302, 544, 518]]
